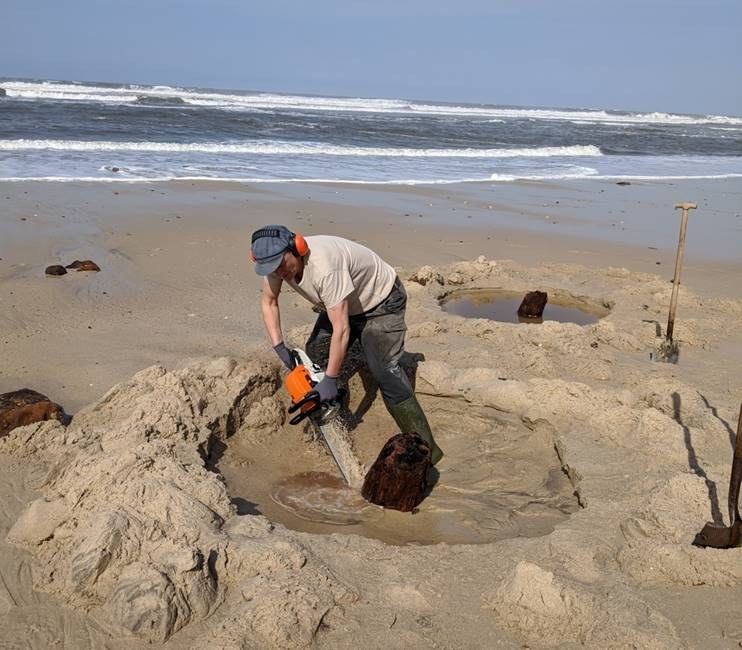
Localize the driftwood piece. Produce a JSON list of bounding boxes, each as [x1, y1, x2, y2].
[[518, 291, 548, 318], [361, 432, 431, 512], [66, 260, 101, 272]]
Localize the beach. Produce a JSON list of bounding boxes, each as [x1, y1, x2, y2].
[[1, 176, 742, 647]]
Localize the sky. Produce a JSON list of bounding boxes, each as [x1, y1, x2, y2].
[[2, 0, 741, 116]]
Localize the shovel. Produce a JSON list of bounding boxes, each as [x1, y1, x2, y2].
[[693, 402, 742, 548], [650, 203, 696, 363]]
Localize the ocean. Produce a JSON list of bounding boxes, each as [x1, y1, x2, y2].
[[1, 79, 741, 185]]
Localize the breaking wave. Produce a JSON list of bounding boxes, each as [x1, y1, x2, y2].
[[0, 139, 602, 158], [2, 80, 741, 125]]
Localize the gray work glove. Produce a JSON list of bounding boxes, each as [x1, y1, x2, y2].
[[273, 342, 296, 370], [315, 374, 338, 402]]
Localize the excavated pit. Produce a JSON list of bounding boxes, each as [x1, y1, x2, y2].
[[439, 288, 611, 325], [219, 375, 580, 546]]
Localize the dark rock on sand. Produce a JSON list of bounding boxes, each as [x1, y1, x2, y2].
[[616, 181, 631, 186], [518, 291, 548, 319], [66, 260, 101, 272], [45, 265, 67, 276], [0, 389, 69, 437], [362, 432, 431, 512]]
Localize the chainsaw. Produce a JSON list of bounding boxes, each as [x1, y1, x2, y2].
[[285, 348, 344, 425], [284, 348, 356, 479]]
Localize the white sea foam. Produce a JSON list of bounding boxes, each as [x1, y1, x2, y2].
[[6, 89, 139, 103], [3, 80, 741, 125], [490, 166, 599, 181], [0, 139, 603, 158], [570, 120, 632, 126], [4, 172, 741, 185]]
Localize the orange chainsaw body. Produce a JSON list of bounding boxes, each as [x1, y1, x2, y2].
[[285, 364, 316, 414]]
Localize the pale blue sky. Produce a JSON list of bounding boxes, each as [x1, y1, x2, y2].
[[2, 0, 740, 116]]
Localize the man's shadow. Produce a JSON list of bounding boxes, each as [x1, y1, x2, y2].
[[673, 392, 723, 524]]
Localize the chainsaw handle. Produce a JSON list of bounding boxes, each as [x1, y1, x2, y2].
[[289, 349, 302, 367], [288, 390, 321, 425], [289, 410, 311, 425], [288, 390, 320, 414], [287, 388, 347, 426]]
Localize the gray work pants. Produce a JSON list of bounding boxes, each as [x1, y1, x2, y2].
[[305, 277, 413, 407]]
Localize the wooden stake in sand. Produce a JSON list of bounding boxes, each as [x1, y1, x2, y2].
[[665, 203, 697, 344]]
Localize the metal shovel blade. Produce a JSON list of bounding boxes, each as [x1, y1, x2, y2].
[[693, 403, 742, 549], [693, 521, 741, 549], [650, 338, 679, 363]]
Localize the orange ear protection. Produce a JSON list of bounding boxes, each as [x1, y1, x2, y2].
[[250, 228, 308, 262], [291, 232, 308, 257]]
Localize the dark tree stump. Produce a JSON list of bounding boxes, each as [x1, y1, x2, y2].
[[45, 265, 67, 276], [361, 432, 431, 512], [0, 389, 69, 437], [518, 291, 548, 318]]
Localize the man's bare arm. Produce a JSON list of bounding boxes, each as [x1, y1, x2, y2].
[[260, 277, 284, 346], [325, 299, 350, 377]]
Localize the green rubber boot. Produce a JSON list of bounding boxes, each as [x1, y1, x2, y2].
[[388, 395, 444, 465]]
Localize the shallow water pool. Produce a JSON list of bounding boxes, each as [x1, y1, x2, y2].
[[439, 288, 609, 325]]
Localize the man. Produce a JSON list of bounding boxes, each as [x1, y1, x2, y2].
[[251, 224, 443, 465]]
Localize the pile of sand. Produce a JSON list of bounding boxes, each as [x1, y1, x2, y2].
[[2, 359, 353, 645]]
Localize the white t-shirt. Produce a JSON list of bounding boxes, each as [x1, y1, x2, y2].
[[269, 235, 396, 315]]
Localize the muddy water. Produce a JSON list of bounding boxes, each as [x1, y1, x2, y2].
[[219, 397, 579, 546], [270, 471, 376, 526], [440, 288, 608, 325]]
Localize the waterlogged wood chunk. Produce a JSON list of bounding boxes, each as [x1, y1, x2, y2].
[[45, 264, 67, 276], [0, 388, 68, 437], [66, 259, 101, 271], [361, 432, 431, 512], [518, 291, 548, 318]]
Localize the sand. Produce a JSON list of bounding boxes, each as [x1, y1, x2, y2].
[[1, 177, 741, 648]]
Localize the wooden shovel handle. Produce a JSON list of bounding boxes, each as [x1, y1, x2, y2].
[[729, 402, 742, 525]]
